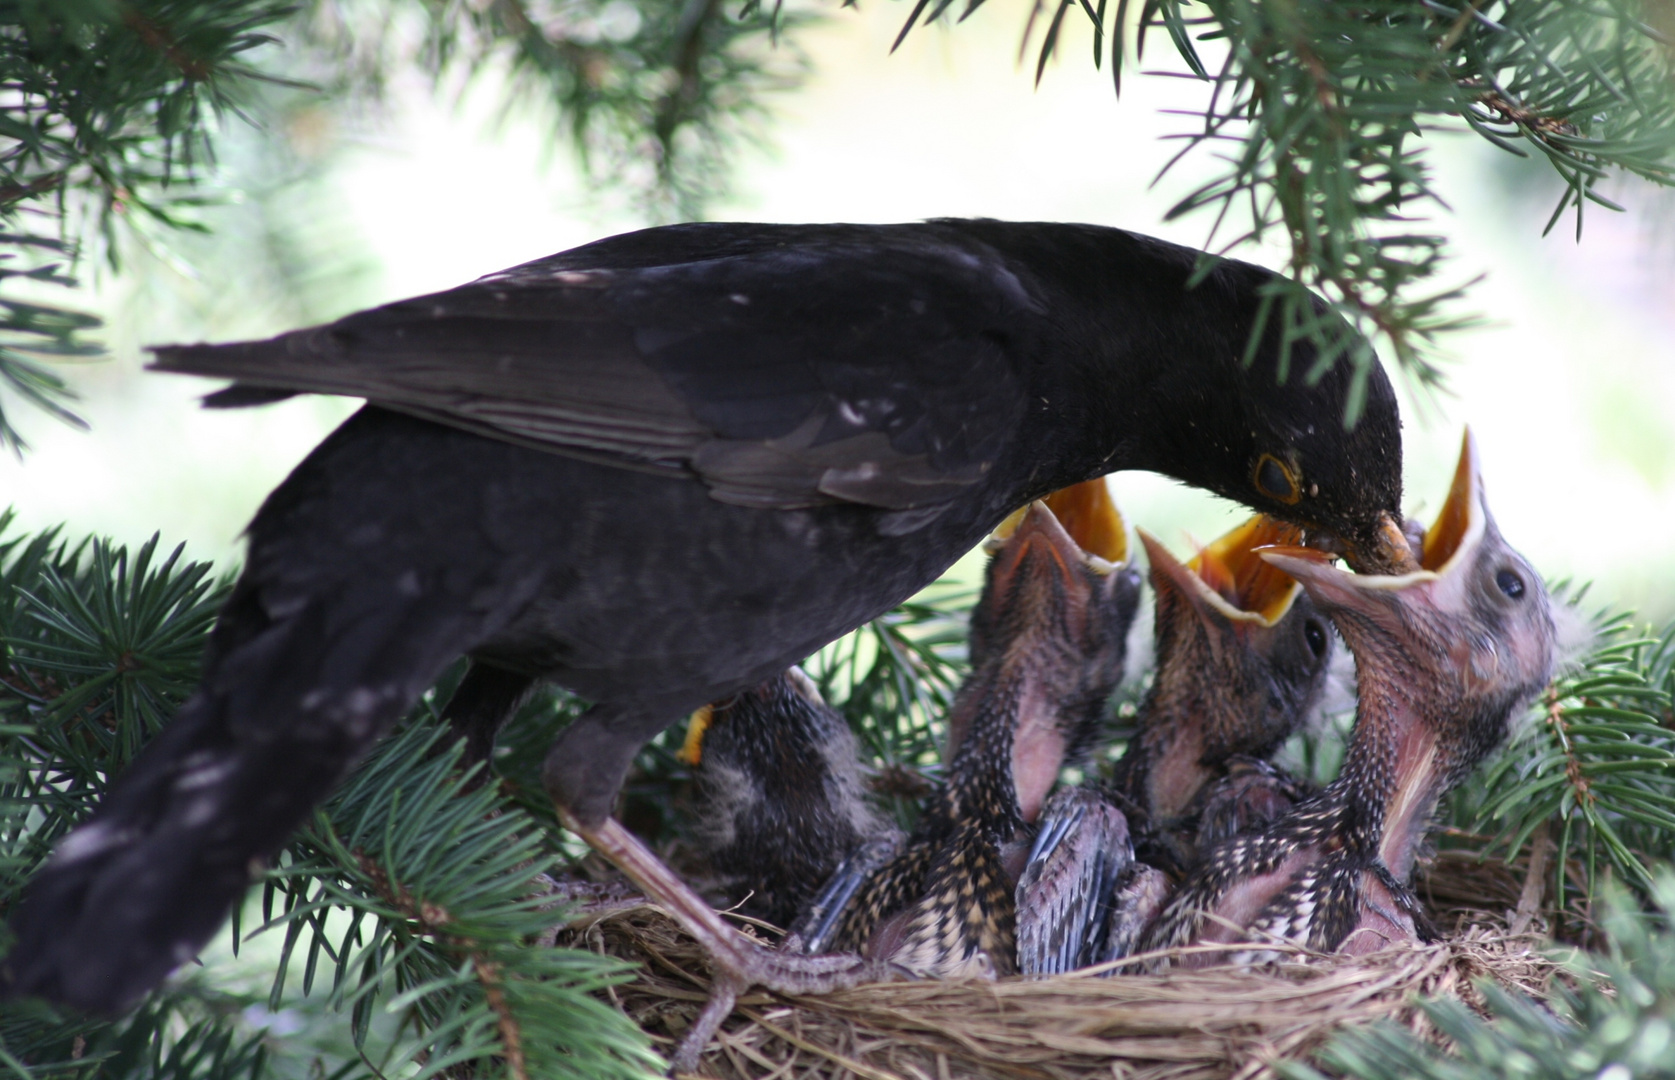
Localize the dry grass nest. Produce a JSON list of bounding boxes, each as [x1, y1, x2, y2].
[[557, 846, 1574, 1080]]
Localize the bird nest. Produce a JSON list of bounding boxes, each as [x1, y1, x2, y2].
[[559, 847, 1566, 1080]]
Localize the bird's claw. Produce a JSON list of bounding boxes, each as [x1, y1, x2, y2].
[[556, 809, 881, 1074]]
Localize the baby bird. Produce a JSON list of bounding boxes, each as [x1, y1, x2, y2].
[[1116, 518, 1334, 869], [1014, 515, 1333, 973], [801, 480, 1142, 978], [680, 668, 894, 931], [1144, 430, 1555, 964]]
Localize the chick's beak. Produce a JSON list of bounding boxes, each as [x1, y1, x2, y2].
[[986, 501, 1091, 607], [1191, 515, 1306, 626], [676, 704, 714, 767], [1041, 478, 1129, 568], [989, 477, 1131, 574], [1140, 516, 1304, 635], [1420, 429, 1484, 574], [1140, 528, 1221, 632], [1257, 429, 1487, 643]]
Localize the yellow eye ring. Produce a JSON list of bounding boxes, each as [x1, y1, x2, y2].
[[1253, 454, 1301, 505]]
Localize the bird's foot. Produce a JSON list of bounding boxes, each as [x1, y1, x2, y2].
[[555, 810, 880, 1074]]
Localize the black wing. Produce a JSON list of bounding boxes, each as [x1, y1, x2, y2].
[[148, 222, 1038, 516]]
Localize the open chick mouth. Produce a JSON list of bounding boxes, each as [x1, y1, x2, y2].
[[987, 477, 1131, 575], [1190, 516, 1308, 626]]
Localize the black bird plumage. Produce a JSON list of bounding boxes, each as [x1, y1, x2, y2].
[[682, 668, 894, 931], [5, 219, 1408, 1015]]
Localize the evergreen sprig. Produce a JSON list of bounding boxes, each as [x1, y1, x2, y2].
[[259, 723, 658, 1080], [915, 0, 1675, 417], [0, 0, 300, 451], [297, 0, 814, 222], [1452, 600, 1675, 924], [0, 513, 657, 1080], [1286, 873, 1675, 1080]]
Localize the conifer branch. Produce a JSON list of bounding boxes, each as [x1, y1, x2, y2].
[[0, 2, 298, 452], [924, 0, 1675, 414], [1453, 598, 1675, 928], [1287, 874, 1675, 1080], [0, 516, 658, 1080]]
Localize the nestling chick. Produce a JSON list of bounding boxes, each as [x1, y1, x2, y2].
[[1116, 518, 1334, 870], [681, 668, 895, 931], [1014, 514, 1332, 973], [1145, 430, 1555, 964], [803, 481, 1141, 978]]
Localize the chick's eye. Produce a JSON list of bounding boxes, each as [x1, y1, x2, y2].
[[1254, 454, 1301, 504], [1304, 620, 1328, 658], [1495, 568, 1526, 599]]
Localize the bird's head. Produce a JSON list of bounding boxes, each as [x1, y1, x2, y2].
[[1136, 516, 1334, 821], [1114, 265, 1411, 576], [1259, 430, 1556, 795], [946, 480, 1142, 823], [969, 478, 1137, 675]]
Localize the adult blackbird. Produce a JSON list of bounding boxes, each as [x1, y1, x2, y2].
[[1143, 431, 1555, 964], [6, 219, 1409, 1017]]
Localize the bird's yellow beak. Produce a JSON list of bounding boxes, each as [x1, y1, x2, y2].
[[676, 704, 714, 767], [1258, 427, 1487, 597]]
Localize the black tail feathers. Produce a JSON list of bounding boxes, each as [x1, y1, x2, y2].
[[4, 583, 491, 1014]]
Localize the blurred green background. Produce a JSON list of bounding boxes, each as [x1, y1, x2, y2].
[[2, 0, 1672, 618]]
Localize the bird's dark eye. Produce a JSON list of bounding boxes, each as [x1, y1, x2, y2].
[[1304, 619, 1328, 658], [1254, 454, 1301, 505], [1495, 568, 1526, 599]]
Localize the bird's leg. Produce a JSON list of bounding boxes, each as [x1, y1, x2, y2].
[[441, 662, 535, 769], [544, 703, 878, 1068], [554, 809, 879, 1070], [670, 972, 742, 1074], [543, 704, 668, 828], [556, 808, 872, 985]]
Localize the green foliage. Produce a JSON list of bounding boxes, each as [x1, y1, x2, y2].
[[1286, 874, 1675, 1080], [262, 723, 659, 1080], [0, 0, 300, 451], [1, 989, 273, 1080], [927, 0, 1675, 415], [0, 513, 658, 1080], [1456, 597, 1675, 922], [0, 510, 227, 866], [297, 0, 813, 222]]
